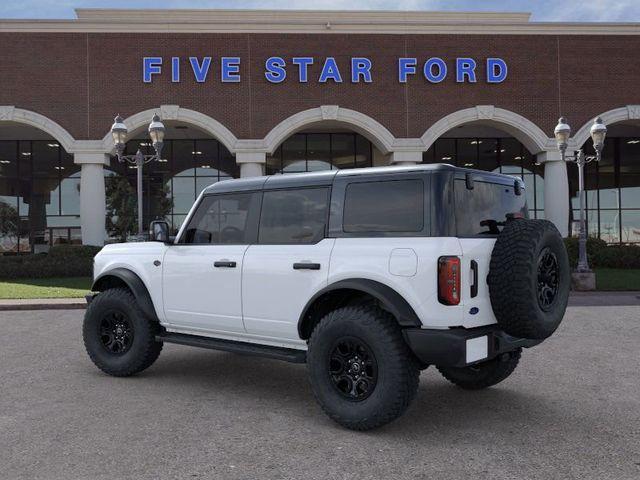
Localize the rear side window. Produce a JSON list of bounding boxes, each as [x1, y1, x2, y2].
[[181, 193, 257, 244], [259, 188, 329, 244], [343, 179, 424, 233], [455, 180, 528, 236]]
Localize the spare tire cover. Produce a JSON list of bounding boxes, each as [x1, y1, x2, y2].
[[488, 219, 570, 340]]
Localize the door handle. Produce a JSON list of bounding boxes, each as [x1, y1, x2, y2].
[[470, 260, 478, 298], [293, 262, 321, 270], [214, 260, 237, 268]]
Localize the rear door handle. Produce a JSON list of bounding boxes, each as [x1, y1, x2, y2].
[[470, 260, 478, 298], [214, 260, 236, 268], [293, 262, 321, 270]]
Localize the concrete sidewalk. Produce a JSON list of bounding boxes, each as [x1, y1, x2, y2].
[[0, 297, 87, 311], [0, 291, 639, 311], [568, 291, 640, 307]]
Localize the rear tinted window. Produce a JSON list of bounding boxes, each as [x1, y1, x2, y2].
[[455, 179, 528, 236], [259, 188, 329, 244], [343, 179, 424, 233]]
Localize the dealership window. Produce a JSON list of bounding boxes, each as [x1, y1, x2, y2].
[[109, 138, 239, 238], [0, 140, 80, 253], [423, 137, 545, 220], [266, 132, 373, 174], [568, 137, 640, 244]]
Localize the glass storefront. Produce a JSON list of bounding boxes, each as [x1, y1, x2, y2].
[[571, 137, 640, 244], [110, 138, 239, 236], [2, 132, 638, 251], [266, 132, 373, 174], [0, 140, 81, 253], [422, 137, 545, 219]]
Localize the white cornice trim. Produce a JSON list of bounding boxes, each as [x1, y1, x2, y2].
[[0, 106, 76, 153], [75, 9, 533, 24], [1, 9, 639, 35], [421, 106, 554, 154], [571, 105, 640, 148], [100, 105, 239, 155], [263, 106, 397, 155]]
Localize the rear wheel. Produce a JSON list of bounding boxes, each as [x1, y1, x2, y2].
[[437, 349, 521, 390], [83, 288, 163, 377], [307, 305, 420, 431]]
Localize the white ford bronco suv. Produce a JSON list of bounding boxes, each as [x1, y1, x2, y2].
[[84, 164, 570, 430]]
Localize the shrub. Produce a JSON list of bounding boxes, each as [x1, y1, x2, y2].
[[592, 245, 640, 269], [563, 237, 607, 268], [0, 245, 101, 280], [564, 236, 640, 269], [47, 245, 102, 259]]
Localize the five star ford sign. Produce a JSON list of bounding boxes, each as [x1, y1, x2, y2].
[[142, 57, 508, 84]]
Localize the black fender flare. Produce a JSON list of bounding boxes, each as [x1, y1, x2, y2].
[[92, 268, 159, 322], [297, 278, 422, 338]]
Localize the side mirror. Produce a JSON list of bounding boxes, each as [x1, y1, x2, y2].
[[149, 220, 170, 243]]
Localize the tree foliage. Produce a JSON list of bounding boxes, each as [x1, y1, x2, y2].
[[0, 201, 20, 240], [105, 176, 137, 242], [105, 174, 173, 242]]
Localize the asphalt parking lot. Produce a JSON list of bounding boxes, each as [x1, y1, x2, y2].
[[1, 306, 639, 480]]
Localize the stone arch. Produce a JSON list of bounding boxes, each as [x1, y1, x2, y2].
[[421, 105, 552, 154], [0, 106, 76, 152], [572, 105, 640, 148], [100, 105, 239, 154], [263, 106, 396, 155]]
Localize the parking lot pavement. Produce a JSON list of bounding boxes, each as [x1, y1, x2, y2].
[[1, 308, 639, 480]]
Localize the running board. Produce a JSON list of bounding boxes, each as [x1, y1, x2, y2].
[[156, 332, 307, 364]]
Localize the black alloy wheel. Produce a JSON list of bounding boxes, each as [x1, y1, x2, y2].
[[328, 336, 378, 401], [537, 247, 559, 311], [99, 311, 134, 355], [83, 288, 163, 377]]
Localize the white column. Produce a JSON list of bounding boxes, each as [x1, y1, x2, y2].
[[390, 151, 422, 165], [236, 151, 266, 178], [538, 151, 569, 237], [75, 152, 109, 246]]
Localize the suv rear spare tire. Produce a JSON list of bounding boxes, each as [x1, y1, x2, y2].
[[488, 219, 570, 340]]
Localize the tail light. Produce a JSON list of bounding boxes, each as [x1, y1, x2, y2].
[[438, 256, 461, 305]]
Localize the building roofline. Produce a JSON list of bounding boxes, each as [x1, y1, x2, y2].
[[0, 9, 639, 35], [75, 8, 533, 24]]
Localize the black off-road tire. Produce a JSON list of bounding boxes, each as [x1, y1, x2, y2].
[[488, 219, 570, 340], [437, 349, 521, 390], [307, 305, 420, 431], [83, 288, 163, 377]]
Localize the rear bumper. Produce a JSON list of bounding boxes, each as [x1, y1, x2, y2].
[[403, 325, 542, 368]]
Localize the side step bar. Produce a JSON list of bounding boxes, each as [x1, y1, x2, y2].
[[156, 332, 307, 364]]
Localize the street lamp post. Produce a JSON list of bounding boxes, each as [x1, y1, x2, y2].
[[554, 116, 607, 274], [110, 114, 166, 237]]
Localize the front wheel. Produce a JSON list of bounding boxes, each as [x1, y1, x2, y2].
[[437, 349, 521, 390], [307, 305, 420, 431], [83, 288, 163, 377]]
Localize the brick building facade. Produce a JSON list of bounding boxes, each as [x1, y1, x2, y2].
[[1, 9, 639, 249]]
